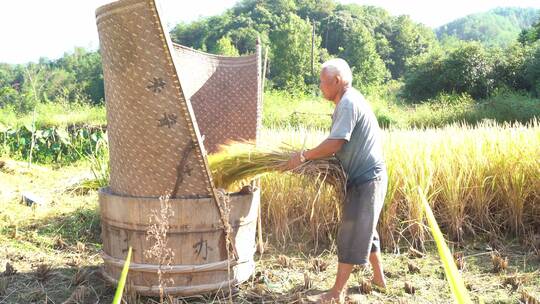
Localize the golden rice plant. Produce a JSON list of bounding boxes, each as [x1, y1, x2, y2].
[[496, 127, 538, 234], [385, 129, 436, 251], [433, 135, 474, 242], [378, 147, 402, 251], [461, 129, 499, 232], [247, 121, 539, 250], [261, 171, 343, 248]]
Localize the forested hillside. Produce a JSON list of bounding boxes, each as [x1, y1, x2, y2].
[[1, 0, 540, 112], [436, 7, 540, 46]]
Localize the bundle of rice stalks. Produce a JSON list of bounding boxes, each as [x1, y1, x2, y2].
[[502, 274, 522, 290], [71, 268, 91, 286], [276, 255, 292, 268], [208, 142, 287, 189], [407, 261, 420, 274], [311, 258, 328, 273], [453, 252, 465, 270], [491, 252, 509, 273], [3, 262, 16, 276], [208, 141, 347, 201], [63, 285, 90, 304], [404, 281, 416, 295], [359, 278, 372, 294], [407, 246, 425, 259], [303, 272, 313, 290], [34, 264, 53, 282]]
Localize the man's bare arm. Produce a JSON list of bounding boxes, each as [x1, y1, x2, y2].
[[304, 138, 346, 160], [286, 138, 346, 170]]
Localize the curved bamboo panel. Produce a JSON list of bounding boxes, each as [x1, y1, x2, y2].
[[96, 0, 261, 197], [173, 44, 262, 153]]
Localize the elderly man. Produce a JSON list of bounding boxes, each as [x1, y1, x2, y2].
[[286, 58, 387, 303]]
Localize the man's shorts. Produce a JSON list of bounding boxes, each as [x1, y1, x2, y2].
[[337, 173, 387, 265]]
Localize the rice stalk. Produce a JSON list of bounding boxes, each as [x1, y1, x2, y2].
[[208, 141, 347, 249], [0, 277, 8, 296], [145, 195, 175, 302], [112, 246, 132, 304], [419, 187, 472, 304], [379, 137, 403, 251], [208, 141, 346, 203], [434, 138, 474, 242], [392, 129, 435, 251]]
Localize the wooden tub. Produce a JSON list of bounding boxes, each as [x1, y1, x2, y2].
[[99, 187, 259, 296]]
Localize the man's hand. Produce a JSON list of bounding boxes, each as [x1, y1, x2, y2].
[[283, 138, 345, 171], [285, 152, 303, 171]]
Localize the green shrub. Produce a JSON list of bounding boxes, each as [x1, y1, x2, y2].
[[403, 42, 495, 101]]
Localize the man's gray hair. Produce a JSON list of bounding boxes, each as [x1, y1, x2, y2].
[[321, 58, 353, 85]]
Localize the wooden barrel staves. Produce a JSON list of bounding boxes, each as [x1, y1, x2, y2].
[[99, 188, 259, 296], [95, 0, 263, 296]]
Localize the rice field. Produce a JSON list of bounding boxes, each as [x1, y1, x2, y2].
[[253, 121, 540, 253]]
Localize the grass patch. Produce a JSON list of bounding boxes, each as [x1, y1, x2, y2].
[[262, 87, 540, 130], [262, 90, 333, 129], [1, 89, 538, 163], [0, 102, 106, 129]]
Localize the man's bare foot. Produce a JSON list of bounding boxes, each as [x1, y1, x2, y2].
[[306, 289, 344, 304], [371, 278, 387, 290]]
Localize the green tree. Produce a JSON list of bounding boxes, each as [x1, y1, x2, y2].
[[519, 20, 540, 44], [170, 20, 210, 51], [437, 8, 540, 47], [0, 64, 15, 88], [270, 13, 321, 92], [320, 10, 354, 55], [402, 50, 446, 101], [525, 42, 540, 96], [339, 23, 388, 91], [491, 43, 535, 91], [228, 27, 261, 54], [387, 15, 437, 79], [295, 0, 335, 23], [55, 48, 104, 105], [0, 87, 20, 109], [403, 42, 495, 101], [212, 36, 240, 56], [322, 7, 435, 81], [443, 42, 494, 99]]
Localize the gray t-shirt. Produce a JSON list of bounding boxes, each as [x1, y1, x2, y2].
[[328, 88, 386, 185]]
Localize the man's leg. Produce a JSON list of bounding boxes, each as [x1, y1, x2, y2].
[[316, 176, 387, 303], [369, 251, 386, 288], [316, 254, 385, 303], [316, 262, 353, 303], [369, 232, 386, 288]]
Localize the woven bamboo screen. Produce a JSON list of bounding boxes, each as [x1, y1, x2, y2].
[[96, 0, 261, 198], [173, 44, 262, 154]]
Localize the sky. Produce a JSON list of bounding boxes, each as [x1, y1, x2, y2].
[[1, 0, 540, 64]]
